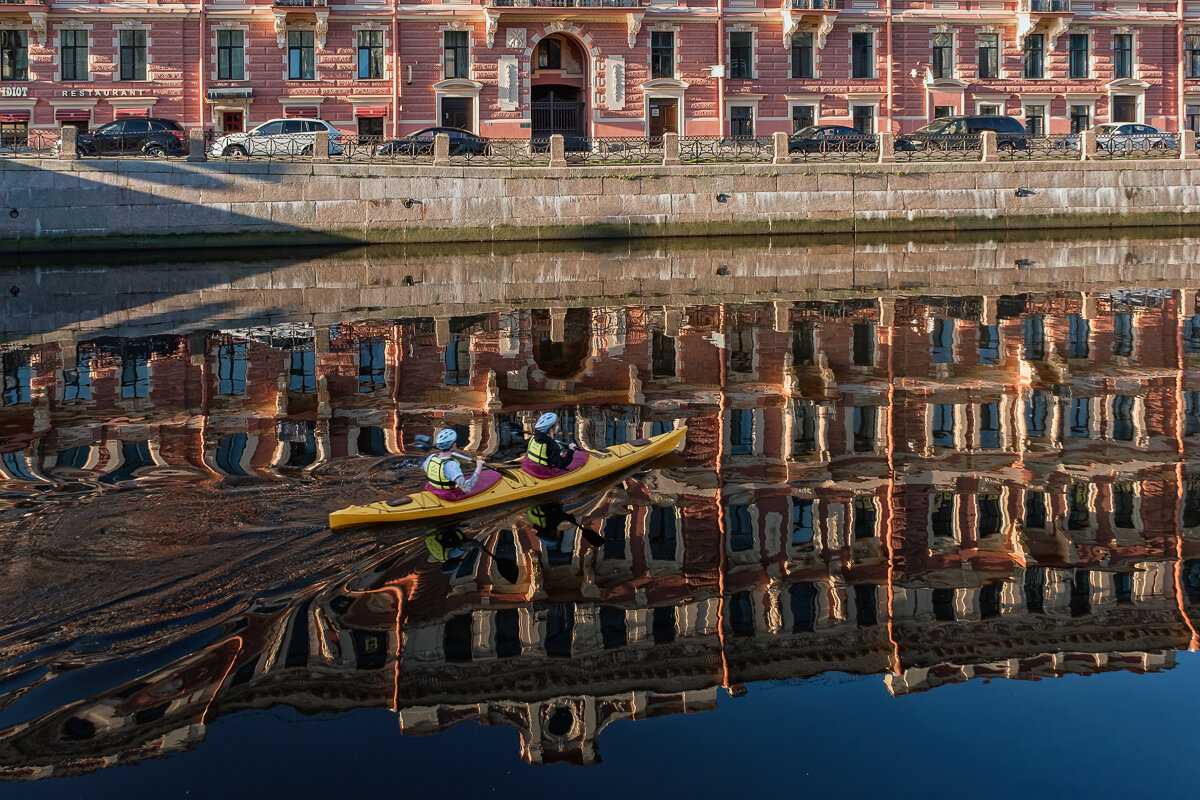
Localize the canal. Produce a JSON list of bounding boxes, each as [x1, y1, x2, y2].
[[2, 232, 1200, 797]]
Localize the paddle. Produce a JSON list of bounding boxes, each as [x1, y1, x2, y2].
[[462, 537, 521, 583], [410, 436, 520, 481]]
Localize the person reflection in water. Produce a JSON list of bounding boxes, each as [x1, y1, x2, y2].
[[528, 501, 604, 553], [424, 528, 480, 573], [422, 429, 502, 500], [522, 412, 588, 479]]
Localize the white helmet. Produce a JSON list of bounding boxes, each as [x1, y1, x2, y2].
[[535, 412, 558, 433], [435, 429, 458, 450]]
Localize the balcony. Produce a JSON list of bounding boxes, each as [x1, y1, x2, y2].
[[490, 0, 645, 7], [791, 0, 838, 9], [272, 0, 327, 6], [1020, 0, 1070, 11]]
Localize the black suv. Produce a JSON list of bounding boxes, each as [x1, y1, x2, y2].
[[896, 115, 1027, 152], [75, 118, 187, 157]]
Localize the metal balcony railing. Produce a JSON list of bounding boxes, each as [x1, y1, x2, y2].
[[1021, 0, 1070, 11], [490, 0, 645, 7], [791, 0, 838, 9], [272, 0, 327, 7]]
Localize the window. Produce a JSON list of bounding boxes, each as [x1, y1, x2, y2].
[[851, 105, 875, 134], [933, 588, 956, 621], [793, 321, 816, 365], [1, 351, 30, 406], [931, 318, 954, 363], [121, 356, 149, 399], [853, 406, 877, 453], [647, 506, 677, 560], [444, 30, 468, 79], [977, 493, 1002, 536], [980, 582, 1002, 618], [652, 331, 676, 376], [931, 491, 955, 537], [790, 582, 818, 632], [932, 404, 955, 448], [216, 433, 247, 476], [1187, 314, 1200, 352], [1113, 482, 1136, 529], [978, 33, 999, 79], [63, 352, 92, 402], [1069, 397, 1090, 438], [1025, 491, 1047, 529], [443, 614, 473, 662], [730, 592, 755, 636], [730, 106, 753, 137], [652, 606, 676, 644], [1023, 34, 1044, 79], [1070, 571, 1090, 617], [730, 408, 753, 454], [979, 324, 999, 364], [1113, 33, 1133, 79], [358, 30, 383, 80], [791, 32, 814, 79], [852, 32, 873, 78], [359, 339, 385, 392], [727, 505, 754, 551], [61, 30, 88, 82], [932, 32, 953, 80], [791, 499, 815, 546], [600, 606, 627, 649], [545, 603, 574, 657], [445, 335, 469, 386], [855, 584, 878, 626], [853, 323, 875, 366], [729, 31, 752, 79], [1112, 95, 1137, 123], [289, 349, 315, 393], [217, 30, 244, 81], [1, 30, 28, 81], [602, 515, 627, 560], [1187, 390, 1200, 437], [217, 342, 247, 396], [119, 29, 146, 81], [1025, 390, 1048, 437], [853, 496, 877, 540], [934, 105, 955, 119], [978, 402, 1001, 448], [1067, 482, 1090, 531], [1025, 105, 1046, 137], [1068, 313, 1090, 358], [978, 104, 1000, 116], [792, 105, 815, 133], [651, 31, 674, 79], [536, 37, 560, 70], [496, 608, 522, 656], [1024, 567, 1046, 613], [1112, 395, 1135, 441], [1113, 312, 1133, 356], [1070, 104, 1091, 133], [791, 399, 819, 455], [1023, 316, 1045, 360], [1190, 105, 1200, 135], [288, 30, 314, 80], [730, 326, 753, 371], [1189, 35, 1200, 79], [1068, 34, 1089, 79]]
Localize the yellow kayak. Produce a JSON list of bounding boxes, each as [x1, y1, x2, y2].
[[329, 426, 688, 530]]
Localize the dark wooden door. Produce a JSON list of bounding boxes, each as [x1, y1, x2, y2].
[[222, 112, 244, 133], [648, 98, 678, 141]]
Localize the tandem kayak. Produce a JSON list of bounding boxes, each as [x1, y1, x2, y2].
[[329, 426, 688, 530]]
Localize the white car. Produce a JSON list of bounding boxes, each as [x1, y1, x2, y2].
[[208, 118, 343, 157]]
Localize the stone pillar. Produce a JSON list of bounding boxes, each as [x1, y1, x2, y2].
[[664, 308, 683, 338], [58, 125, 78, 161], [187, 128, 207, 162], [980, 130, 997, 162], [1182, 129, 1197, 161], [549, 308, 567, 343], [435, 316, 451, 348], [876, 131, 895, 164], [877, 297, 895, 328], [312, 130, 330, 163], [434, 132, 450, 166], [980, 295, 998, 326], [1079, 129, 1097, 161], [662, 131, 681, 166], [773, 300, 790, 333], [549, 133, 567, 168], [772, 131, 791, 164]]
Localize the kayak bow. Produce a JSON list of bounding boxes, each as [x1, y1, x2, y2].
[[329, 426, 687, 530]]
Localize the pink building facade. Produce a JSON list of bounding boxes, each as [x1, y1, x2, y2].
[[2, 0, 1200, 143]]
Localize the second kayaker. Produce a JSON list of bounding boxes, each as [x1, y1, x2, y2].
[[423, 429, 502, 500], [522, 412, 589, 479]]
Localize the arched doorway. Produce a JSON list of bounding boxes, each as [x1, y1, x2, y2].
[[530, 33, 588, 139]]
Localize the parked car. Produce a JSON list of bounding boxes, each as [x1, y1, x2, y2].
[[208, 118, 342, 157], [73, 118, 187, 157], [788, 125, 876, 154], [896, 115, 1027, 151], [1058, 123, 1177, 153], [376, 127, 488, 156]]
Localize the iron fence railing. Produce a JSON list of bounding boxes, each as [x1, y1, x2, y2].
[[1090, 133, 1181, 159], [679, 136, 773, 164], [997, 135, 1080, 160], [787, 135, 876, 162], [205, 130, 331, 161], [894, 134, 983, 162], [0, 128, 59, 158], [450, 138, 553, 166], [563, 137, 663, 165]]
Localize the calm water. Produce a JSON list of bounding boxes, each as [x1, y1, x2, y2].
[[3, 235, 1200, 798]]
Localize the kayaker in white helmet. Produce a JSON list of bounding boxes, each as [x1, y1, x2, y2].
[[422, 428, 497, 500], [521, 412, 588, 479]]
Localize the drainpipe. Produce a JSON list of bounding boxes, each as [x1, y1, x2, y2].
[[716, 1, 725, 136], [884, 0, 893, 132], [198, 0, 206, 131], [393, 0, 403, 136], [1179, 0, 1186, 132]]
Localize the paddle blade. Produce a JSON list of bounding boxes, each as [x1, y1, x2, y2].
[[579, 527, 605, 548]]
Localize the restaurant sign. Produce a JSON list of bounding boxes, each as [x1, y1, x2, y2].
[[60, 89, 148, 97], [1, 86, 29, 98]]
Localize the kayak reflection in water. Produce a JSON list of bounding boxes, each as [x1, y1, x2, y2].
[[422, 428, 503, 501], [528, 501, 605, 553], [522, 412, 589, 479]]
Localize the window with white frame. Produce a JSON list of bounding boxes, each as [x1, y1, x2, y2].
[[1, 30, 28, 82], [932, 32, 953, 80], [444, 30, 469, 79], [729, 31, 753, 79], [792, 104, 816, 132], [218, 30, 244, 81], [852, 32, 873, 78], [978, 32, 999, 79], [60, 29, 88, 82], [1024, 104, 1046, 136], [358, 30, 384, 79], [792, 32, 814, 79], [288, 30, 315, 80], [651, 30, 674, 79], [119, 29, 147, 81]]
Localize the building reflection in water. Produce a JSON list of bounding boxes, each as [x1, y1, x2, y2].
[[3, 287, 1200, 779]]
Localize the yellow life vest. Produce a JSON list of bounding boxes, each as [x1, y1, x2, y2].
[[526, 436, 552, 466], [425, 531, 463, 562], [425, 455, 457, 490]]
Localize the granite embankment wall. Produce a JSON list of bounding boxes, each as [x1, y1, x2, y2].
[[2, 157, 1199, 252]]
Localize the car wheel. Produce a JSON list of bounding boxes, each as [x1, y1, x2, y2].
[[144, 144, 167, 158], [998, 142, 1015, 152], [300, 144, 313, 156], [226, 144, 248, 158], [1151, 140, 1166, 150]]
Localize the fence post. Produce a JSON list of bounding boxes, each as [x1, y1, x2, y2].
[[877, 131, 894, 164], [312, 130, 330, 163], [663, 132, 681, 166], [58, 125, 78, 161], [1079, 129, 1096, 162], [1181, 129, 1196, 161], [187, 128, 207, 163], [771, 131, 790, 164], [549, 133, 567, 167], [434, 133, 450, 166], [980, 130, 997, 162]]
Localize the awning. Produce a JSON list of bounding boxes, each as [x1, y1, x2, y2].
[[283, 106, 318, 119], [114, 108, 150, 119], [207, 88, 253, 99], [355, 105, 387, 118], [0, 110, 31, 123], [55, 109, 91, 122]]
